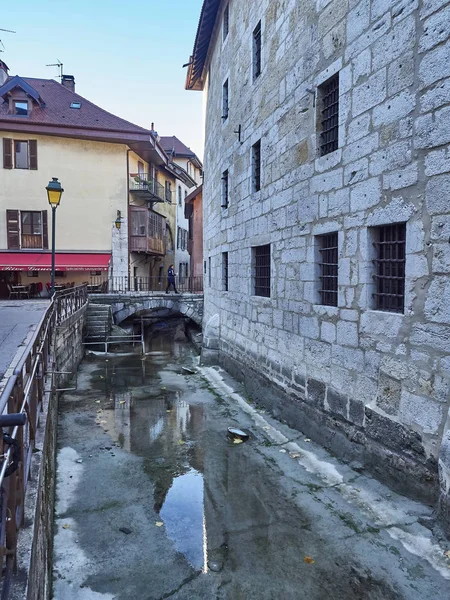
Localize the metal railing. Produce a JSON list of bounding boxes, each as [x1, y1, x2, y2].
[[0, 284, 88, 597], [88, 276, 204, 294], [129, 174, 168, 203]]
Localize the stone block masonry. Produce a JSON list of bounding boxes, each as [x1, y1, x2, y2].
[[200, 0, 450, 532]]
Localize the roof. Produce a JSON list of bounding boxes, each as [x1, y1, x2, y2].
[[0, 77, 151, 137], [159, 135, 197, 157], [185, 183, 203, 204], [0, 76, 44, 104], [186, 0, 221, 91]]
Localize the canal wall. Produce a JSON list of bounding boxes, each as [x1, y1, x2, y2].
[[12, 304, 87, 600]]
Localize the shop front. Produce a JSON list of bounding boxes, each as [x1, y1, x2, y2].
[[0, 253, 111, 298]]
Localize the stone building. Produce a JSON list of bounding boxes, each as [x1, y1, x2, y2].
[[186, 0, 450, 532]]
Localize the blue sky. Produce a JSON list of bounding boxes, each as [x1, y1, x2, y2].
[[1, 0, 204, 157]]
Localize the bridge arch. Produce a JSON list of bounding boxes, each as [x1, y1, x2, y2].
[[90, 294, 203, 327]]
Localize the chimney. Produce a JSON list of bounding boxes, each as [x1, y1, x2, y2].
[[0, 60, 10, 86], [61, 74, 75, 92]]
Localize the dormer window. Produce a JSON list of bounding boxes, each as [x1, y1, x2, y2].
[[14, 101, 28, 116], [70, 102, 81, 109]]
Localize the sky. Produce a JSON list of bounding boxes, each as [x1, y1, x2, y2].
[[1, 0, 205, 157]]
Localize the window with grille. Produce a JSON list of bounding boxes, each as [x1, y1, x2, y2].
[[221, 170, 229, 208], [254, 244, 270, 297], [252, 140, 261, 192], [318, 232, 338, 307], [253, 21, 262, 80], [223, 4, 229, 40], [222, 252, 229, 291], [372, 223, 406, 313], [319, 73, 339, 156], [222, 79, 229, 120]]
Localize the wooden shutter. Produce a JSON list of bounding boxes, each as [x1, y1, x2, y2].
[[42, 210, 48, 249], [6, 210, 20, 249], [29, 140, 38, 170], [3, 139, 12, 169]]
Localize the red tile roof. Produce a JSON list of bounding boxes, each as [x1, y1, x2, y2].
[[0, 77, 151, 135]]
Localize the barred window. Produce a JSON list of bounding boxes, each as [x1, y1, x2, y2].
[[208, 257, 211, 287], [318, 232, 338, 307], [223, 4, 229, 40], [319, 73, 339, 156], [221, 170, 229, 208], [222, 79, 229, 120], [254, 244, 270, 297], [222, 252, 229, 291], [252, 140, 261, 192], [253, 21, 262, 80], [372, 223, 406, 313]]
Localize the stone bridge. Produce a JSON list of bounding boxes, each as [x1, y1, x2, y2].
[[89, 292, 204, 327]]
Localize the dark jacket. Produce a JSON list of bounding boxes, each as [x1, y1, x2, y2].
[[167, 268, 175, 282]]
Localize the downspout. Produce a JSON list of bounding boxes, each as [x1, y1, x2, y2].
[[127, 148, 131, 289]]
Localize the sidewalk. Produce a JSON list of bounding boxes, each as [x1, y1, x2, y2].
[[0, 300, 49, 382]]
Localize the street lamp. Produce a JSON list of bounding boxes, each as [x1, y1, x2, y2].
[[46, 177, 64, 297], [115, 210, 122, 230]]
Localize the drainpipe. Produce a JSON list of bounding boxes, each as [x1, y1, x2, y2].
[[127, 149, 131, 291]]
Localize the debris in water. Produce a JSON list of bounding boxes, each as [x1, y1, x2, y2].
[[289, 452, 301, 459], [444, 550, 450, 559], [304, 556, 315, 564], [76, 459, 83, 463], [279, 449, 287, 453], [182, 367, 196, 374], [155, 522, 164, 527], [227, 427, 249, 441], [119, 527, 132, 535], [161, 386, 167, 390], [233, 438, 243, 445], [119, 400, 126, 405], [304, 438, 311, 443], [179, 440, 185, 445], [62, 524, 70, 530], [207, 560, 223, 572], [95, 400, 101, 404]]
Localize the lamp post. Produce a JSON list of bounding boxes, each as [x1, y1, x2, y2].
[[46, 177, 64, 297]]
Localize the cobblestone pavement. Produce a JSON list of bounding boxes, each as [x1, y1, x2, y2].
[[0, 300, 49, 381]]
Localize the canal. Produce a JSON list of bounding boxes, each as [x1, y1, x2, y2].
[[53, 320, 450, 599]]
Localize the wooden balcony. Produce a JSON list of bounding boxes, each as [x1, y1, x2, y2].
[[130, 235, 165, 255]]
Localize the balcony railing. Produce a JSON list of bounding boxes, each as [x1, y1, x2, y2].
[[129, 174, 172, 203], [89, 275, 204, 294], [21, 234, 43, 249], [130, 235, 165, 255]]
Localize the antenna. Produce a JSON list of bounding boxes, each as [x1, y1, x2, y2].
[[46, 59, 63, 80], [0, 28, 16, 53]]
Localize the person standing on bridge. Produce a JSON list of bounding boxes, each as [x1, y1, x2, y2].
[[166, 264, 179, 294]]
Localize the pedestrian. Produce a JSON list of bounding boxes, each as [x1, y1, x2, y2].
[[166, 264, 179, 294]]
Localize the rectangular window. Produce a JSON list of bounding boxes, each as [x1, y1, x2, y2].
[[254, 244, 270, 297], [204, 260, 207, 275], [131, 210, 147, 236], [223, 3, 229, 40], [222, 252, 229, 291], [15, 140, 29, 169], [208, 257, 211, 287], [221, 169, 229, 208], [14, 101, 28, 116], [222, 79, 229, 120], [20, 211, 44, 249], [178, 186, 182, 206], [372, 223, 406, 313], [165, 180, 172, 203], [319, 73, 339, 156], [318, 232, 338, 307], [253, 21, 262, 80], [148, 212, 164, 240], [252, 140, 261, 192]]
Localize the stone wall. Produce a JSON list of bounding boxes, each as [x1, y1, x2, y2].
[[201, 0, 450, 525], [11, 305, 87, 599]]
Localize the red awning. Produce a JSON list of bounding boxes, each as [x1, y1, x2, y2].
[[0, 253, 111, 272]]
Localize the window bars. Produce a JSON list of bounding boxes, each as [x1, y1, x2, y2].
[[254, 244, 270, 297], [252, 140, 261, 192], [373, 223, 406, 313], [318, 232, 338, 306], [320, 73, 339, 156], [221, 170, 229, 208], [253, 21, 262, 80], [222, 252, 229, 291]]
